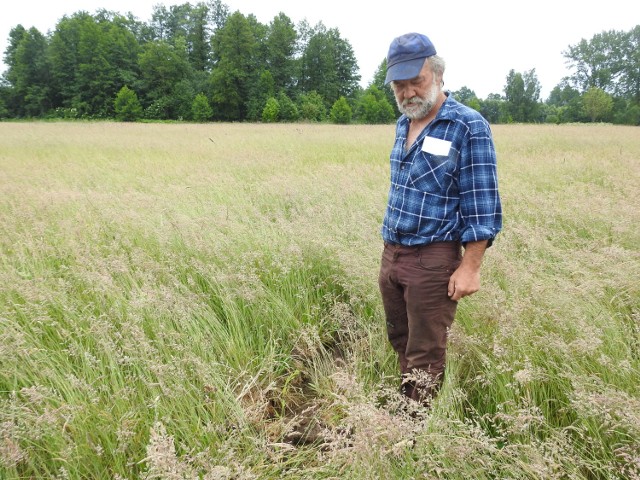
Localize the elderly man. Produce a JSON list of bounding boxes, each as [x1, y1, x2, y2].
[[378, 32, 503, 405]]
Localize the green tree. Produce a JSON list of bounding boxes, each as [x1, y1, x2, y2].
[[504, 70, 525, 122], [563, 26, 640, 105], [209, 11, 259, 121], [451, 86, 476, 105], [188, 3, 212, 71], [370, 58, 400, 117], [330, 96, 352, 124], [612, 99, 640, 125], [117, 11, 155, 45], [114, 85, 142, 121], [452, 86, 481, 111], [298, 90, 326, 122], [546, 83, 585, 123], [207, 0, 230, 30], [48, 15, 82, 108], [356, 85, 395, 124], [2, 25, 26, 115], [618, 26, 640, 102], [192, 92, 213, 121], [265, 13, 297, 94], [564, 30, 620, 94], [3, 26, 51, 117], [150, 4, 190, 42], [3, 25, 27, 74], [299, 25, 360, 108], [0, 90, 8, 118], [173, 78, 197, 120], [138, 38, 192, 118], [582, 87, 613, 122], [150, 3, 212, 72], [277, 91, 299, 121], [100, 13, 143, 113], [504, 68, 542, 122], [246, 70, 275, 121], [479, 93, 507, 124], [261, 97, 279, 122], [333, 30, 360, 100]]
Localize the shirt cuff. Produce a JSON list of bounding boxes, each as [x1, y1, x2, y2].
[[460, 225, 499, 247]]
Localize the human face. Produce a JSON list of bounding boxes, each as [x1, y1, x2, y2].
[[392, 63, 441, 120]]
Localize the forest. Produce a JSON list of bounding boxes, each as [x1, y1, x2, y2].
[[1, 0, 639, 124]]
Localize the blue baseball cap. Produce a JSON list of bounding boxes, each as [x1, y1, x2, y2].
[[385, 33, 437, 85]]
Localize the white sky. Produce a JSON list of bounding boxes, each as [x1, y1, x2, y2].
[[1, 0, 639, 100]]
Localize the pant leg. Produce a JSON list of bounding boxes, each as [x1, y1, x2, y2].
[[378, 244, 410, 375], [379, 242, 461, 403], [404, 243, 460, 375]]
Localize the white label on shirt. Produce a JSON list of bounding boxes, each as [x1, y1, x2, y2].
[[421, 136, 451, 156]]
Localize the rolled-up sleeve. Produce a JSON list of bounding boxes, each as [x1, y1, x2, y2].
[[458, 119, 502, 246]]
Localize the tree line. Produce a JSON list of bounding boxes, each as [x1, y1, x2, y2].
[[457, 25, 640, 125], [1, 2, 638, 125]]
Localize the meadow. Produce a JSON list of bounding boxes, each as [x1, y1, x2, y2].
[[0, 121, 638, 479]]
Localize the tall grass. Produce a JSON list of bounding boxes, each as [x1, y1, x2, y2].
[[0, 122, 638, 479]]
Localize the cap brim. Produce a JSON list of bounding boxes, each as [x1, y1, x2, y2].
[[384, 57, 426, 85]]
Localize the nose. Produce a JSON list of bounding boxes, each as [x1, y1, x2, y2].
[[403, 86, 417, 99], [394, 83, 415, 101]]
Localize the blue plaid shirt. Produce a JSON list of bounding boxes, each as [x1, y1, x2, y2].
[[382, 94, 502, 246]]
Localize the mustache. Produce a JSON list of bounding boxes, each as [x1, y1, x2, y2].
[[402, 96, 424, 107]]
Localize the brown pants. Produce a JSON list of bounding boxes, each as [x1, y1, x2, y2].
[[378, 241, 461, 403]]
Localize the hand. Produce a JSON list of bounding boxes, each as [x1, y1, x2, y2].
[[447, 264, 481, 302], [447, 240, 488, 302]]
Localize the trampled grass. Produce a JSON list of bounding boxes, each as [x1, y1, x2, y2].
[[0, 121, 638, 479]]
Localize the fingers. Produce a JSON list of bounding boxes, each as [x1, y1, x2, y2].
[[448, 269, 481, 301], [449, 281, 478, 301]]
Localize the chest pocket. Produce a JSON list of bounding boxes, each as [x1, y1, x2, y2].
[[409, 150, 456, 193]]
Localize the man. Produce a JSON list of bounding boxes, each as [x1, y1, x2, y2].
[[378, 32, 502, 406]]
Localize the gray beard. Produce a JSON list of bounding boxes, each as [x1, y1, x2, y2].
[[397, 86, 439, 120]]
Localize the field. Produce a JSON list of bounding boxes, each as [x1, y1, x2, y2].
[[0, 121, 639, 479]]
